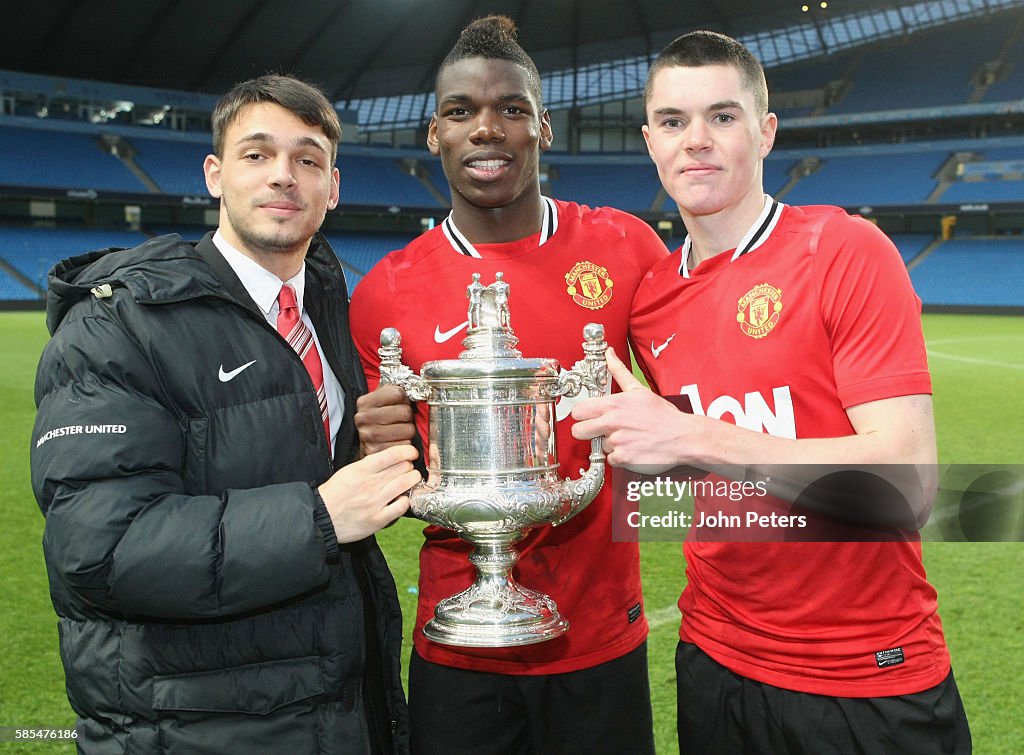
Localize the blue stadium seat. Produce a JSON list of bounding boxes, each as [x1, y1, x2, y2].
[[782, 151, 945, 207], [548, 160, 661, 213], [888, 234, 935, 264], [131, 138, 210, 195], [0, 275, 39, 301], [0, 227, 148, 300], [0, 125, 146, 193], [910, 238, 1024, 307], [941, 178, 1024, 203], [827, 17, 1009, 113], [337, 154, 443, 209], [322, 231, 420, 289], [982, 27, 1024, 102]]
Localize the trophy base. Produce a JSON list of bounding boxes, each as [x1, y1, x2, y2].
[[424, 580, 569, 647]]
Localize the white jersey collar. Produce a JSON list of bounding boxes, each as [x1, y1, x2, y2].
[[678, 195, 784, 278], [442, 196, 558, 258]]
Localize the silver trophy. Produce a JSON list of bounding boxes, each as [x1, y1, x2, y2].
[[378, 272, 608, 647]]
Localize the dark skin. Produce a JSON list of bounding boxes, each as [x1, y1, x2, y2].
[[355, 384, 415, 456], [355, 55, 554, 452], [426, 56, 552, 243]]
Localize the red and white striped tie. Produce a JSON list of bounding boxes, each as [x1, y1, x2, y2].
[[276, 284, 330, 443]]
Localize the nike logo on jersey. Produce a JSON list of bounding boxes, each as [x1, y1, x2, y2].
[[651, 334, 676, 358], [434, 321, 470, 343], [218, 360, 257, 382]]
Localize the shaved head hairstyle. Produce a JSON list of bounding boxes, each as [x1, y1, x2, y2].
[[645, 30, 769, 118]]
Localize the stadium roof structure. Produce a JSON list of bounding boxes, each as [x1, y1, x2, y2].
[[4, 0, 1023, 131]]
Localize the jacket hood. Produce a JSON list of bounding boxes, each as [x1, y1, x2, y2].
[[46, 233, 221, 334], [45, 232, 345, 336]]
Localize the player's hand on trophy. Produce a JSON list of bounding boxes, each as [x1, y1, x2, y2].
[[355, 384, 416, 456], [319, 445, 421, 542], [571, 347, 693, 474]]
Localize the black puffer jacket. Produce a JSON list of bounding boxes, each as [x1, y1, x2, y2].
[[31, 232, 408, 754]]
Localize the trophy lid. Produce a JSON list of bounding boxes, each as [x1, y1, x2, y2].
[[421, 273, 561, 380]]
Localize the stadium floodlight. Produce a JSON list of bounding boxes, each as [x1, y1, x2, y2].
[[89, 100, 134, 123], [139, 105, 170, 125]]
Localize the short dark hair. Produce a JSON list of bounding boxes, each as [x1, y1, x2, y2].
[[645, 30, 769, 117], [436, 15, 543, 107], [211, 74, 342, 163]]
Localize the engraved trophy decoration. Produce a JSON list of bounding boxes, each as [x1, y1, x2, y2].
[[378, 272, 608, 647]]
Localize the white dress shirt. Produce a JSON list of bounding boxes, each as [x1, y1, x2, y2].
[[212, 230, 345, 454]]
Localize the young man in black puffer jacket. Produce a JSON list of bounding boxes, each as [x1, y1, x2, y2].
[[31, 74, 418, 754]]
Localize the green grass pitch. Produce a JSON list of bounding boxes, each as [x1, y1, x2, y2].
[[1, 311, 1021, 753]]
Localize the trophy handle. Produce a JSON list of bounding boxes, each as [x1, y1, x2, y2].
[[552, 323, 608, 527], [377, 328, 431, 401]]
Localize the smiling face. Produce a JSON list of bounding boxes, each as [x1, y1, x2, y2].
[[204, 102, 340, 275], [428, 57, 552, 232], [642, 63, 776, 227]]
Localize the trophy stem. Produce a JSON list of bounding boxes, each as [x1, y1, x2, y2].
[[423, 535, 570, 647], [467, 537, 519, 588]]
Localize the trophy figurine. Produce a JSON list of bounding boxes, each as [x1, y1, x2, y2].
[[378, 273, 608, 647]]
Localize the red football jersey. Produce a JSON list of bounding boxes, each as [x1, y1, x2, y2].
[[631, 200, 951, 697], [351, 199, 668, 674]]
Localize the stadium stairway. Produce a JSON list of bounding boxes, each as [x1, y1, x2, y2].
[[101, 135, 162, 193], [397, 157, 451, 208], [0, 257, 43, 298], [905, 237, 945, 271]]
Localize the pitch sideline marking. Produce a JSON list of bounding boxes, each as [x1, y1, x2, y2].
[[926, 335, 1024, 345], [926, 334, 1024, 371], [927, 349, 1024, 370]]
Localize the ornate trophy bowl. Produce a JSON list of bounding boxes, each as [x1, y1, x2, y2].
[[379, 273, 608, 647]]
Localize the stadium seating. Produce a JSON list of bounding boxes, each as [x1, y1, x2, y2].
[[0, 225, 420, 300], [767, 13, 1022, 115], [0, 227, 148, 300], [981, 20, 1024, 102], [131, 138, 210, 196], [423, 161, 452, 204], [0, 125, 146, 193], [941, 175, 1024, 204], [0, 274, 38, 301], [2, 18, 1023, 309], [938, 145, 1024, 204], [888, 234, 936, 264], [322, 231, 419, 289], [768, 55, 855, 119], [336, 154, 442, 209], [910, 237, 1024, 307], [827, 23, 989, 113], [547, 159, 661, 213], [781, 150, 946, 207]]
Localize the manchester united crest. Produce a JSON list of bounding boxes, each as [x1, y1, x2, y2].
[[565, 261, 613, 310], [737, 283, 783, 338]]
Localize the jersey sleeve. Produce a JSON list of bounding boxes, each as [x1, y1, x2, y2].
[[813, 214, 932, 408]]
